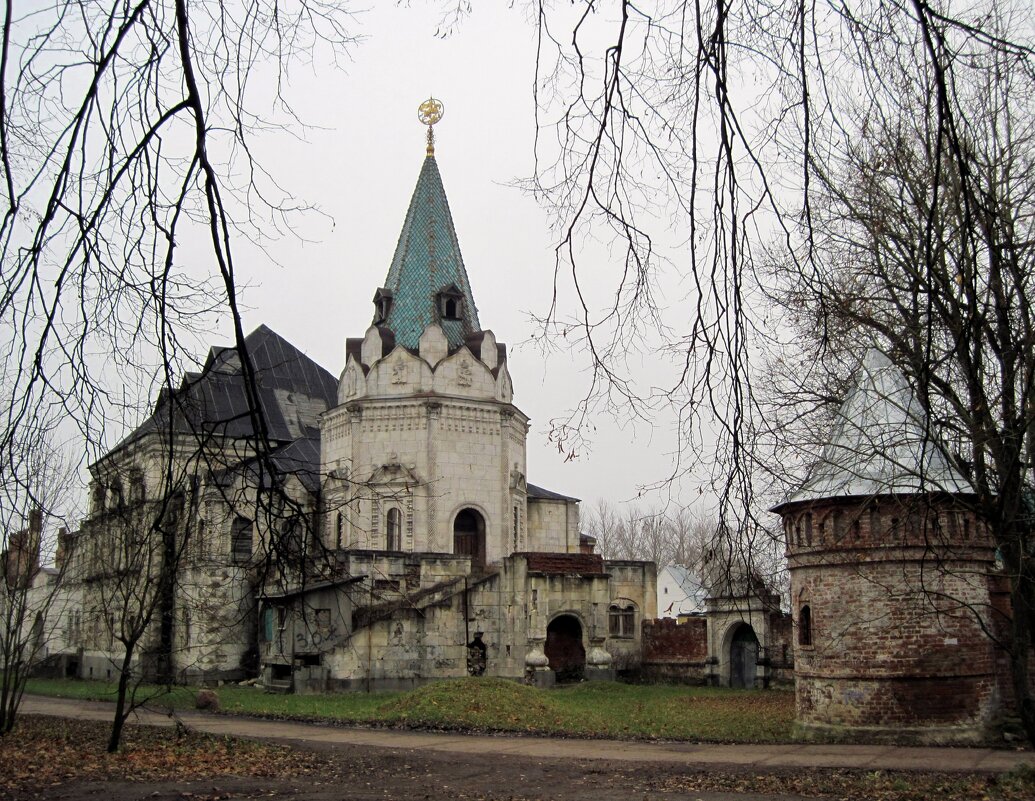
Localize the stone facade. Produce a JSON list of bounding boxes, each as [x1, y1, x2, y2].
[[45, 139, 657, 692], [260, 551, 656, 692]]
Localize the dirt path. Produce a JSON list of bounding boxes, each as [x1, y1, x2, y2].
[[20, 694, 1035, 773], [11, 696, 1035, 801], [6, 739, 847, 801]]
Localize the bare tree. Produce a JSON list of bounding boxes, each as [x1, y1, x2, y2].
[[764, 23, 1035, 739], [0, 430, 78, 734], [0, 0, 356, 749], [519, 0, 1035, 738]]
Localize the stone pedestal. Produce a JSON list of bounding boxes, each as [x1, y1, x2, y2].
[[524, 639, 555, 688], [585, 642, 615, 682]]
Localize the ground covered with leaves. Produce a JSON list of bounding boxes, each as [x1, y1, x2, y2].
[[3, 713, 1035, 801], [0, 715, 325, 799]]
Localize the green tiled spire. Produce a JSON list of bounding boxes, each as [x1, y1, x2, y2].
[[379, 155, 480, 350]]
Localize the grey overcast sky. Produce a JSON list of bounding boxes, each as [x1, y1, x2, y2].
[[212, 3, 693, 513]]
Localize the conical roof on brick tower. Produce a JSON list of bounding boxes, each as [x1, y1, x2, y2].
[[376, 154, 480, 350], [774, 349, 972, 509]]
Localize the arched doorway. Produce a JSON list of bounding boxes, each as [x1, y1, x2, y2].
[[453, 508, 486, 568], [729, 624, 759, 688], [545, 614, 586, 683]]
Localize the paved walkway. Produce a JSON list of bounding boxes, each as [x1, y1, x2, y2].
[[20, 694, 1035, 774]]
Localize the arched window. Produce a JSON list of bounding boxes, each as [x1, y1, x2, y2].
[[453, 508, 486, 567], [608, 602, 636, 638], [386, 507, 401, 550], [231, 517, 252, 564], [798, 604, 812, 647]]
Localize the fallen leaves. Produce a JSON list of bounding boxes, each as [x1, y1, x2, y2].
[[0, 715, 326, 798]]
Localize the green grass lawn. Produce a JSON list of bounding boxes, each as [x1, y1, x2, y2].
[[24, 676, 795, 743]]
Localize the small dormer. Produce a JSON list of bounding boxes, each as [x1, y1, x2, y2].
[[372, 288, 394, 325], [436, 284, 464, 322]]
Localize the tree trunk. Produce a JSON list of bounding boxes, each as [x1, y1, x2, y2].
[[1009, 576, 1035, 745], [106, 646, 136, 753]]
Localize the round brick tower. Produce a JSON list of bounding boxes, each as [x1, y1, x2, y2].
[[772, 351, 1001, 741]]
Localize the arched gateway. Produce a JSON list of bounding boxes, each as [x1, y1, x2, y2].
[[545, 614, 585, 683], [729, 624, 759, 689]]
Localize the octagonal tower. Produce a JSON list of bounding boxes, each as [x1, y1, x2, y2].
[[320, 114, 531, 564]]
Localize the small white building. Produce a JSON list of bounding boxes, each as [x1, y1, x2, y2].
[[656, 564, 705, 618]]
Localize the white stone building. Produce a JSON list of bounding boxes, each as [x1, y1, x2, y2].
[[53, 116, 656, 691]]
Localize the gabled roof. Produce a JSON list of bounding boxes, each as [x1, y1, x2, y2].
[[379, 155, 480, 349], [777, 349, 971, 508], [111, 325, 338, 454]]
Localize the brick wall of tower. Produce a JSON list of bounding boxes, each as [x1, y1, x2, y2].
[[781, 494, 1002, 738]]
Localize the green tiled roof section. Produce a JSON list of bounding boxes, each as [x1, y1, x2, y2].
[[382, 155, 480, 349]]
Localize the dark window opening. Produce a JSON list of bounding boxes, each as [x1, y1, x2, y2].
[[437, 288, 463, 321], [196, 519, 206, 559], [386, 507, 401, 550], [372, 289, 393, 324], [799, 604, 812, 647], [453, 508, 486, 568], [231, 517, 253, 564], [335, 512, 344, 549]]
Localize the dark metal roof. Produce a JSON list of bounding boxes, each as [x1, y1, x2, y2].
[[527, 483, 580, 502], [114, 324, 338, 453]]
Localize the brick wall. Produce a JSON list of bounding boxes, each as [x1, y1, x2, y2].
[[640, 617, 709, 683], [782, 494, 1002, 737]]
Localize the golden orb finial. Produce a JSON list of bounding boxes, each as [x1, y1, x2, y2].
[[418, 97, 444, 156]]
